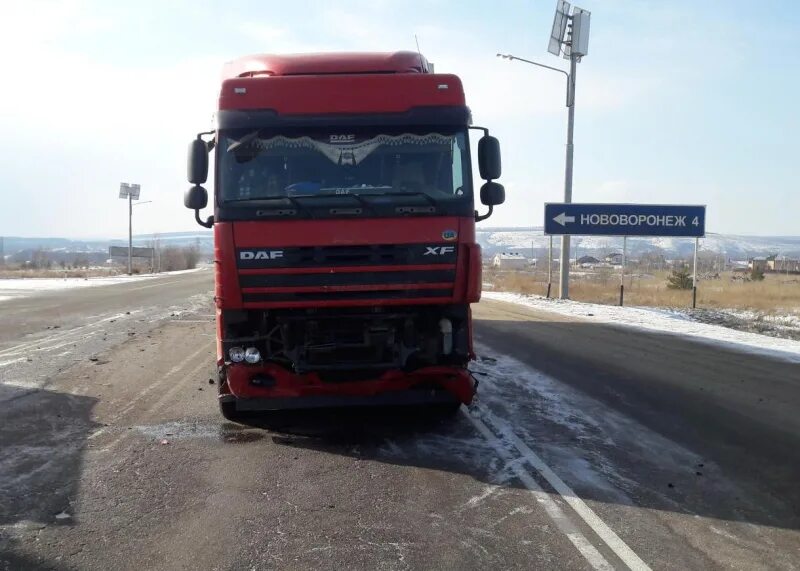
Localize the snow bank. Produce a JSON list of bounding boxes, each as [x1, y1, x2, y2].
[[483, 291, 800, 364], [0, 268, 206, 302], [0, 275, 150, 293]]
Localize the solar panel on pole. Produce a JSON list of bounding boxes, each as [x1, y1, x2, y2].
[[548, 0, 571, 56]]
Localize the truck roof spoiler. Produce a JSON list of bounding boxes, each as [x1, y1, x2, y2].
[[222, 51, 432, 80]]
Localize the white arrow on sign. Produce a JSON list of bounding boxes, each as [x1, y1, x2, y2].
[[553, 212, 576, 226]]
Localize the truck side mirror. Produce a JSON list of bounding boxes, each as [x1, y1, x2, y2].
[[480, 182, 505, 206], [184, 185, 208, 210], [478, 135, 501, 180], [188, 139, 209, 184]]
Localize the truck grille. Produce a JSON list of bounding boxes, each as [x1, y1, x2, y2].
[[237, 243, 457, 304]]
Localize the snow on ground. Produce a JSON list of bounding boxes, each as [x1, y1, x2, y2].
[[0, 268, 205, 303], [470, 345, 703, 502], [483, 291, 800, 364]]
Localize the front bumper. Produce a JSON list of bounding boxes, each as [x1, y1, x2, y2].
[[220, 362, 475, 410]]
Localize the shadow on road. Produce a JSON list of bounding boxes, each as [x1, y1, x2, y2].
[[229, 404, 461, 441], [0, 385, 99, 568]]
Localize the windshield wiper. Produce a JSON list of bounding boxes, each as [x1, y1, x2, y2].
[[289, 193, 378, 215], [359, 191, 440, 208], [223, 196, 315, 218]]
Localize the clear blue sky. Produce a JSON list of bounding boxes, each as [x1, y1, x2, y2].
[[1, 0, 797, 238]]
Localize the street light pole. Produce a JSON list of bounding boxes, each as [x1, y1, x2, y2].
[[560, 52, 577, 299], [497, 51, 581, 299], [128, 193, 133, 275], [498, 1, 590, 300], [119, 183, 141, 276]]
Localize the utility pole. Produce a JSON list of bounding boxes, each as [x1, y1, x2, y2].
[[560, 50, 577, 299], [119, 183, 141, 276], [128, 192, 133, 275], [498, 2, 590, 300]]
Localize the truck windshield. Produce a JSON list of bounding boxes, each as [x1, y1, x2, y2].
[[218, 127, 470, 205]]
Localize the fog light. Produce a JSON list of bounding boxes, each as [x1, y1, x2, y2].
[[244, 347, 261, 364], [229, 346, 245, 362]]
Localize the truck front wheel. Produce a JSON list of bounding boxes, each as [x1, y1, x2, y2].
[[430, 402, 462, 417], [219, 399, 245, 423]]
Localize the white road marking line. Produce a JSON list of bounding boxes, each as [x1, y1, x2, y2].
[[0, 328, 88, 359], [0, 311, 138, 359], [475, 406, 652, 571], [462, 408, 614, 571], [0, 328, 105, 373]]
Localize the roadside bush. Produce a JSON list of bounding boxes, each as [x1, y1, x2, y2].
[[667, 267, 693, 290], [183, 246, 200, 269], [750, 267, 765, 281], [160, 246, 200, 272]]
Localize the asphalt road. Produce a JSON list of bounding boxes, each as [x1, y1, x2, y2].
[[1, 270, 798, 570]]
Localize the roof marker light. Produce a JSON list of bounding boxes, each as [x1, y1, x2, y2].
[[437, 84, 449, 90]]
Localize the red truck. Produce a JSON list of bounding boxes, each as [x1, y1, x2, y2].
[[184, 51, 504, 420]]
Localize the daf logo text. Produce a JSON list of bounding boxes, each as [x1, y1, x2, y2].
[[240, 250, 284, 260]]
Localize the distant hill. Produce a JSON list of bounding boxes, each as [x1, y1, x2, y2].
[[3, 229, 798, 262], [1, 231, 214, 262], [476, 227, 800, 260]]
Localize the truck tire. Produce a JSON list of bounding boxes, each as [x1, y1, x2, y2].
[[429, 402, 462, 417], [219, 399, 245, 423]]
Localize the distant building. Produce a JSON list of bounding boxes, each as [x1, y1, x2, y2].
[[492, 252, 529, 270], [768, 256, 800, 273], [748, 257, 768, 272], [605, 253, 623, 265], [576, 255, 601, 268]]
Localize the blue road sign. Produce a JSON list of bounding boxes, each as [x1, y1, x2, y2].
[[544, 203, 706, 237]]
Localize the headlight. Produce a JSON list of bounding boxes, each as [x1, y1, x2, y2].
[[229, 346, 245, 362], [244, 347, 261, 364]]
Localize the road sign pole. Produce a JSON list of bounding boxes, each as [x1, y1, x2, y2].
[[692, 237, 699, 309], [559, 53, 577, 299], [547, 235, 553, 298], [620, 236, 626, 306], [128, 193, 133, 276]]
